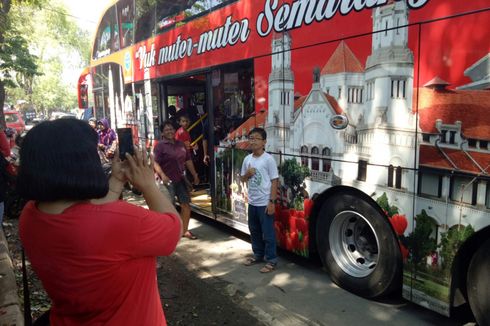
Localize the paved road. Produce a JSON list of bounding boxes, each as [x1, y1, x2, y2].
[[173, 214, 476, 326]]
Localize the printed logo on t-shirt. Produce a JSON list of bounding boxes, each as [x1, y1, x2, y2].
[[249, 169, 263, 189]]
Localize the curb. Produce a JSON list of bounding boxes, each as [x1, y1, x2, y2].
[[0, 228, 24, 326]]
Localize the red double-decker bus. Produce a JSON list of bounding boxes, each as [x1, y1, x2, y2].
[[78, 1, 490, 323]]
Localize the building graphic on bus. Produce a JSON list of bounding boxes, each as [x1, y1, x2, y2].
[[223, 0, 490, 317], [79, 1, 490, 324]]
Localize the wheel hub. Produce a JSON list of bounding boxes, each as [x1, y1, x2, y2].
[[328, 210, 380, 278]]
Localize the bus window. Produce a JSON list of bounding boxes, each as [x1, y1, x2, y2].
[[135, 0, 156, 44], [93, 5, 119, 59], [155, 1, 184, 31], [155, 0, 238, 33], [118, 0, 134, 48]]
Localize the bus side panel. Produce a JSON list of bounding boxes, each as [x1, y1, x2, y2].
[[406, 9, 490, 316]]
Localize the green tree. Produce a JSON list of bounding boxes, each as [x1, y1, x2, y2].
[[278, 158, 310, 209], [0, 0, 44, 127], [405, 209, 437, 266], [439, 224, 474, 272], [7, 1, 90, 114]]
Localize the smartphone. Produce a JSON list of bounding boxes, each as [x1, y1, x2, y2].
[[116, 128, 134, 160]]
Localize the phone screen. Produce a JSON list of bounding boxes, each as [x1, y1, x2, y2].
[[116, 128, 134, 160]]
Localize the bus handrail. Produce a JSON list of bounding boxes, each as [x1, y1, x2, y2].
[[187, 113, 207, 133]]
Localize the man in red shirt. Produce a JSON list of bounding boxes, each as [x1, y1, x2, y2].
[[0, 127, 10, 227]]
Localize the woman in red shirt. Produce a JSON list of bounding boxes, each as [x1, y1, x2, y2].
[[18, 119, 181, 325]]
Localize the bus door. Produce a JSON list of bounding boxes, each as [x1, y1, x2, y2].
[[158, 74, 211, 214], [209, 60, 255, 231]]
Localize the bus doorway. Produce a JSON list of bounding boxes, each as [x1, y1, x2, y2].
[[158, 60, 255, 222], [159, 74, 212, 214]]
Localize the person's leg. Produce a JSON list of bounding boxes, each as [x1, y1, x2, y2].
[[175, 180, 195, 238], [247, 205, 265, 261], [260, 210, 277, 265], [181, 203, 191, 233], [0, 201, 4, 226], [166, 183, 177, 206]]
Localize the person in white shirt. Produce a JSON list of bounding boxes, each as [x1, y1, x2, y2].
[[240, 128, 279, 273]]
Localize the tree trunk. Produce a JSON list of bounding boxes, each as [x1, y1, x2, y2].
[[0, 81, 6, 129], [0, 0, 12, 129]]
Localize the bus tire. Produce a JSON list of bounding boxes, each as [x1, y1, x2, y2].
[[467, 238, 490, 326], [316, 191, 402, 298]]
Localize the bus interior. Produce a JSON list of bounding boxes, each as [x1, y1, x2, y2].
[[159, 60, 255, 219]]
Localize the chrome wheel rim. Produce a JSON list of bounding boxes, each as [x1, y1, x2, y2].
[[328, 210, 379, 278]]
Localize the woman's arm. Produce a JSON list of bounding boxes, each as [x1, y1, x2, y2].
[[125, 149, 178, 216], [0, 131, 10, 157]]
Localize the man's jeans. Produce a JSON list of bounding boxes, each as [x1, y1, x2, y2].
[[248, 204, 277, 264]]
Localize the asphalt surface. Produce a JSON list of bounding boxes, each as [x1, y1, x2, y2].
[[174, 213, 477, 326]]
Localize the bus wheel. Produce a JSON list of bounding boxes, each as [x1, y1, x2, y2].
[[316, 192, 401, 298], [467, 238, 490, 326]]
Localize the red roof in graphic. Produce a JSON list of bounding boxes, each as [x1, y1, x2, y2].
[[293, 93, 343, 115], [417, 88, 490, 140], [325, 94, 343, 114], [420, 145, 490, 175], [227, 110, 267, 140], [321, 41, 364, 75], [294, 95, 307, 111]]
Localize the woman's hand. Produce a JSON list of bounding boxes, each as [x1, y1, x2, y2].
[[124, 147, 157, 192], [111, 149, 126, 184]]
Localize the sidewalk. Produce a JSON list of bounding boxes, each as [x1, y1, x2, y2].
[[0, 227, 23, 326], [172, 215, 467, 326], [175, 218, 323, 326]]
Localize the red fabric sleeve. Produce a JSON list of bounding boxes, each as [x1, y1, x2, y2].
[[133, 209, 181, 257], [175, 128, 184, 142], [0, 132, 10, 157]]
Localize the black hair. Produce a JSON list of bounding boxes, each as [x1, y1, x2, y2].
[[249, 127, 267, 140], [17, 119, 109, 201], [159, 120, 176, 132], [167, 105, 177, 116]]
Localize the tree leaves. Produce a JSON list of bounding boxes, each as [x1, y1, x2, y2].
[[1, 0, 90, 114]]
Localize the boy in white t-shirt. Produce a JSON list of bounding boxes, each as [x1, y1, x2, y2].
[[240, 128, 279, 273]]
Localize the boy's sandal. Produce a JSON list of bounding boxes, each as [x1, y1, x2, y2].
[[243, 257, 263, 266], [260, 263, 276, 273], [182, 231, 198, 240]]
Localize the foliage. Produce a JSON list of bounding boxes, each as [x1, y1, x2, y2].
[[0, 0, 90, 122], [6, 1, 90, 112], [278, 158, 310, 207], [439, 224, 475, 272], [376, 192, 399, 217], [0, 30, 40, 87], [0, 0, 45, 126], [405, 210, 437, 266]]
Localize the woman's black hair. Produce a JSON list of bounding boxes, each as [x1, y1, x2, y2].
[[159, 120, 176, 132], [17, 119, 109, 201]]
